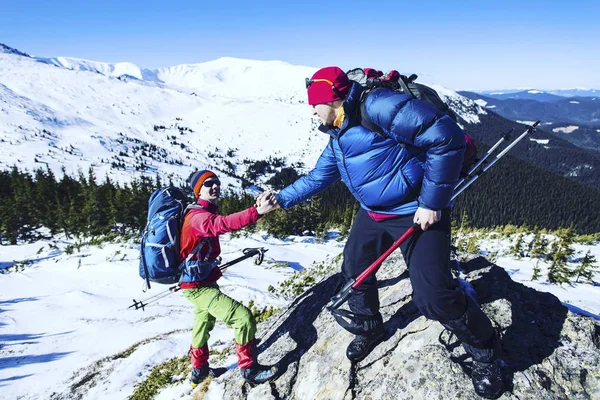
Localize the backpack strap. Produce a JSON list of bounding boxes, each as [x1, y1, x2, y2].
[[183, 203, 204, 215], [397, 75, 419, 99], [359, 98, 389, 139], [179, 203, 213, 264], [177, 237, 213, 284], [140, 234, 152, 291], [177, 203, 213, 279], [185, 237, 212, 263]]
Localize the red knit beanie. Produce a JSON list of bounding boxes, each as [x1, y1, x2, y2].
[[307, 66, 351, 105]]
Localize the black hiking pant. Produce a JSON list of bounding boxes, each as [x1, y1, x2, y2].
[[342, 208, 494, 345]]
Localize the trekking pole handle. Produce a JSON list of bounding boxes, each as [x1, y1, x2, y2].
[[219, 247, 269, 270], [492, 121, 539, 160]]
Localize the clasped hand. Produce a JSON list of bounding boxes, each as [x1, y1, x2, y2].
[[255, 191, 279, 215]]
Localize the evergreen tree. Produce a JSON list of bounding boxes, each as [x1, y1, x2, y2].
[[509, 234, 526, 259], [531, 260, 542, 281], [573, 250, 598, 283], [33, 167, 59, 234], [459, 210, 471, 232], [3, 167, 37, 243], [529, 231, 549, 260], [547, 228, 576, 284]]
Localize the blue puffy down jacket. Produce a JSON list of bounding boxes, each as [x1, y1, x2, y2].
[[276, 82, 466, 215]]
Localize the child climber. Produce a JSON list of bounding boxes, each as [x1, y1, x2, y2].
[[180, 169, 279, 387]]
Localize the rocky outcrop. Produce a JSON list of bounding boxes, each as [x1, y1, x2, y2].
[[213, 255, 600, 399], [0, 43, 31, 57]]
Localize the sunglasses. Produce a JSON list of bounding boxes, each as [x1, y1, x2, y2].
[[305, 78, 344, 99], [202, 180, 221, 187]]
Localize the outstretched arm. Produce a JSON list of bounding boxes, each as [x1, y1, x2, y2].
[[276, 143, 341, 209], [188, 207, 261, 237]]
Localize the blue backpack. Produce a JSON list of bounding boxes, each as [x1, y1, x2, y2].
[[139, 186, 202, 289]]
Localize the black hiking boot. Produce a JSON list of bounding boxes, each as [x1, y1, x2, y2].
[[471, 359, 504, 399], [190, 365, 228, 388], [463, 330, 505, 399], [240, 363, 279, 385], [346, 329, 385, 362]]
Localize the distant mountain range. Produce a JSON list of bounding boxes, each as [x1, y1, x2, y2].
[[459, 91, 600, 124], [479, 88, 599, 99], [459, 90, 600, 151]]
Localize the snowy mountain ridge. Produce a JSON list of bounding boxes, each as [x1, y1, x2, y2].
[[0, 44, 486, 190]]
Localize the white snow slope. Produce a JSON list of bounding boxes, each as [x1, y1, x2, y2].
[[0, 231, 345, 399], [1, 231, 598, 400], [0, 49, 487, 188]]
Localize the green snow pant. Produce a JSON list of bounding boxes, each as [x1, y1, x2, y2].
[[183, 283, 256, 348]]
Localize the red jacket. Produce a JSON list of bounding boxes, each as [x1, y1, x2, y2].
[[179, 198, 261, 288]]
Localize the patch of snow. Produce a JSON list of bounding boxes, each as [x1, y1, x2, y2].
[[566, 164, 593, 177], [527, 90, 544, 94], [530, 138, 549, 145], [427, 84, 486, 124], [474, 99, 487, 107], [569, 101, 580, 104], [552, 126, 579, 134]]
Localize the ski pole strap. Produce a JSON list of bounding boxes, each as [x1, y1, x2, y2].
[[244, 247, 266, 265]]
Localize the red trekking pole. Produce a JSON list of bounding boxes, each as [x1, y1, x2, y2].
[[328, 121, 540, 310]]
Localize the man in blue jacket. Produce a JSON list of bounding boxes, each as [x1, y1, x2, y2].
[[275, 67, 504, 399]]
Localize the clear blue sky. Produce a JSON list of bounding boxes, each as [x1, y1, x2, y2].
[[2, 0, 599, 91]]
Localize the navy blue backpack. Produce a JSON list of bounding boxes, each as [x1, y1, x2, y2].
[[139, 186, 200, 289]]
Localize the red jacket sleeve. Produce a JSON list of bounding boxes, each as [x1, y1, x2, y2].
[[188, 206, 261, 237]]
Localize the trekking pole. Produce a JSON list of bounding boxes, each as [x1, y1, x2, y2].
[[454, 128, 513, 191], [329, 121, 540, 311], [129, 247, 269, 310], [453, 121, 539, 199], [128, 285, 181, 310]]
